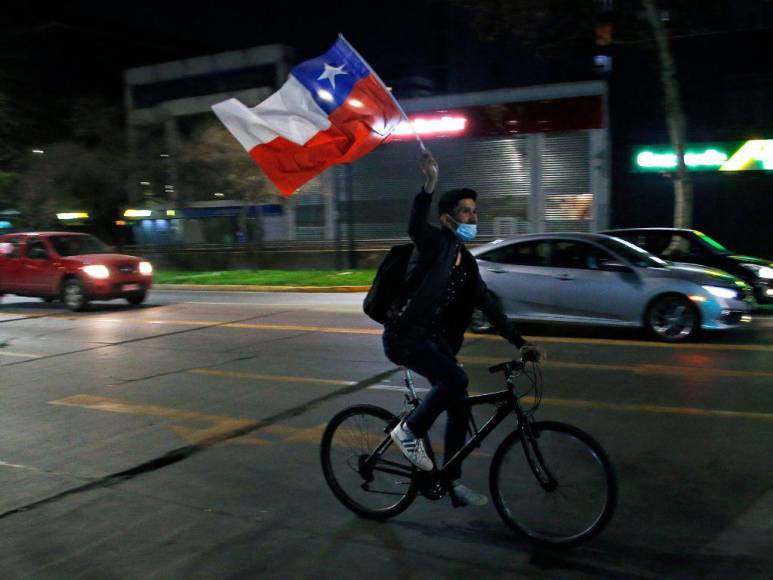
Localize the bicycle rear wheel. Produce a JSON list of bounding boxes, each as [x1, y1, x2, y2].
[[490, 421, 617, 548], [321, 405, 418, 519]]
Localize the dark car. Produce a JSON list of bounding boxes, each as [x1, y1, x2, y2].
[[602, 228, 773, 304]]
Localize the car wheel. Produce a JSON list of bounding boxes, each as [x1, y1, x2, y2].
[[126, 292, 146, 306], [61, 278, 89, 312], [645, 295, 699, 342]]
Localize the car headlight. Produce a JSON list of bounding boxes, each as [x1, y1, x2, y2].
[[82, 265, 110, 279], [702, 285, 738, 299], [139, 261, 153, 275], [739, 263, 773, 279]]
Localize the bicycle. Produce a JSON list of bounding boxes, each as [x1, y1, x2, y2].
[[320, 354, 618, 548]]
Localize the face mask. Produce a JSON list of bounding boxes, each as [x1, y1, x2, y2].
[[449, 216, 477, 242]]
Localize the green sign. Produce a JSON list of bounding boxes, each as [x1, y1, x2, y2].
[[632, 139, 773, 172]]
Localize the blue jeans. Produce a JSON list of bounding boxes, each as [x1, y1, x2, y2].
[[382, 329, 469, 480]]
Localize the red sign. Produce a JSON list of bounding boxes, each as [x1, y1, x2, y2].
[[388, 96, 603, 142]]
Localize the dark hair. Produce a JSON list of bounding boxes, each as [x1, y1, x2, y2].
[[437, 188, 477, 216]]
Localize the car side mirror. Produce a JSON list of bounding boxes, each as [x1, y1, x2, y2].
[[601, 261, 634, 274], [0, 243, 13, 257]]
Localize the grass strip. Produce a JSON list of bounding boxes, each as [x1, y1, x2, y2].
[[155, 269, 376, 286]]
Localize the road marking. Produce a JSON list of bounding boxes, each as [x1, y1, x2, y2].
[[3, 311, 769, 352], [459, 355, 773, 380], [187, 369, 773, 421], [466, 332, 773, 352], [144, 319, 773, 352], [47, 394, 328, 446], [0, 351, 43, 359], [184, 302, 348, 307], [189, 368, 357, 386], [49, 395, 266, 446], [525, 396, 773, 422], [0, 460, 34, 470], [48, 386, 773, 464], [368, 384, 430, 393], [701, 489, 773, 557]]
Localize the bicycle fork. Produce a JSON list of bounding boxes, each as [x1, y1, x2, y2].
[[520, 420, 559, 492]]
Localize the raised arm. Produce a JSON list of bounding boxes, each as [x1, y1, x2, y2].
[[408, 152, 441, 250]]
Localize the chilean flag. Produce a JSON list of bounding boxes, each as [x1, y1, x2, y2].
[[212, 35, 403, 196]]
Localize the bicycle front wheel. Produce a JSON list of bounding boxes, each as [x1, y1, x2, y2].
[[490, 421, 617, 548], [321, 405, 418, 519]]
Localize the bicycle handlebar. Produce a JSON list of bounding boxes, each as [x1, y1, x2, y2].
[[488, 348, 543, 375], [488, 359, 525, 375]]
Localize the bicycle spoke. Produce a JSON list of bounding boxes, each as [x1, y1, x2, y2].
[[492, 422, 616, 547], [322, 406, 417, 518]]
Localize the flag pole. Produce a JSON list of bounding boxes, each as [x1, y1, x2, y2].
[[338, 33, 426, 153]]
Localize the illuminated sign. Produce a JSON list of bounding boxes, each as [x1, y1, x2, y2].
[[56, 212, 89, 220], [719, 140, 773, 171], [123, 209, 153, 218], [389, 115, 468, 140], [633, 140, 773, 172]]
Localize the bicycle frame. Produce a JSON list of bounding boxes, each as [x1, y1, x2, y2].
[[364, 367, 534, 485]]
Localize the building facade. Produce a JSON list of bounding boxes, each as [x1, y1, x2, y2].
[[123, 46, 609, 257]]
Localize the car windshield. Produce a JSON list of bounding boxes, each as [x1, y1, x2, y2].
[[49, 235, 109, 256], [596, 236, 668, 268], [693, 231, 731, 254]]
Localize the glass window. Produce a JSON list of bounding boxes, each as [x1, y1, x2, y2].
[[549, 240, 616, 270], [48, 235, 108, 256], [25, 239, 49, 259], [479, 241, 551, 266], [653, 233, 706, 260], [596, 236, 667, 268]]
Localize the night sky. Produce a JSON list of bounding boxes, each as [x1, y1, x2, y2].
[[2, 1, 440, 81]]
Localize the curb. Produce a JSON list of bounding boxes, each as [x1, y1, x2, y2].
[[153, 284, 371, 293]]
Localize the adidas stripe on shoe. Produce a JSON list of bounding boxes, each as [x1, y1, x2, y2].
[[390, 421, 434, 471]]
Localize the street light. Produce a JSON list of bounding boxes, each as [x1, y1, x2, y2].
[[32, 149, 45, 154]]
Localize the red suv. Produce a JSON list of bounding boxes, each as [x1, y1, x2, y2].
[[0, 232, 153, 311]]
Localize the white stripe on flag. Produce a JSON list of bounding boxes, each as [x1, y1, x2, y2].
[[212, 76, 331, 151]]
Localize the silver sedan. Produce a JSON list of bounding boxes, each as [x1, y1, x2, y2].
[[471, 233, 753, 341]]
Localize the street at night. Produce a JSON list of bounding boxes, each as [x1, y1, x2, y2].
[[1, 290, 771, 578]]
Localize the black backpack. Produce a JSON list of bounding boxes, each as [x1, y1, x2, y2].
[[363, 243, 415, 324]]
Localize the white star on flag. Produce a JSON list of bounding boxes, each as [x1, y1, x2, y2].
[[317, 63, 347, 89]]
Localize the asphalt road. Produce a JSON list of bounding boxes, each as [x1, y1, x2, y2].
[[1, 290, 771, 579]]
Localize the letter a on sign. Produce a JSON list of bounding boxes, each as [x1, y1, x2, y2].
[[720, 140, 773, 171]]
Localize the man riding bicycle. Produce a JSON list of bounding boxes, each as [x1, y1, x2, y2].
[[383, 151, 540, 507]]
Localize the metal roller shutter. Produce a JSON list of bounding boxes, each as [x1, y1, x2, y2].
[[341, 136, 531, 240], [541, 131, 593, 232]]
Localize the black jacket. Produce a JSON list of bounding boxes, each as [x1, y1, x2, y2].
[[387, 189, 526, 354]]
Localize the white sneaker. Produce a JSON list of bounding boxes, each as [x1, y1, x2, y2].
[[452, 481, 488, 507], [390, 421, 434, 471]]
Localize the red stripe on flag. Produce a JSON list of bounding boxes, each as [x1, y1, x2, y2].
[[249, 75, 402, 196]]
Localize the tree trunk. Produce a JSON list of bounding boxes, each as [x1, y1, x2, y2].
[[641, 0, 693, 228]]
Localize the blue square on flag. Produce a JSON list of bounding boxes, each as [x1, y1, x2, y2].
[[291, 40, 372, 115]]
